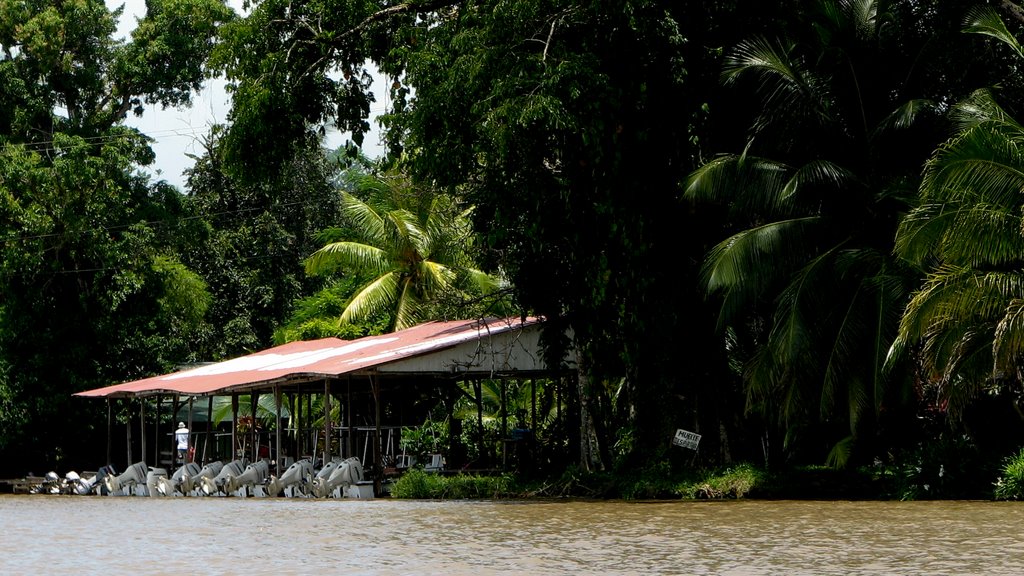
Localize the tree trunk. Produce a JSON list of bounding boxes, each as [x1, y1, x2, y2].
[[577, 350, 603, 472]]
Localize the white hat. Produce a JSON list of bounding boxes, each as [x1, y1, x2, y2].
[[178, 422, 186, 429]]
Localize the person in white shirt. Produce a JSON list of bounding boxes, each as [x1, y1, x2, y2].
[[175, 422, 190, 463]]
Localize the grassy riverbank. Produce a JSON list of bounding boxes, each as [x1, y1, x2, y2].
[[390, 459, 1015, 501]]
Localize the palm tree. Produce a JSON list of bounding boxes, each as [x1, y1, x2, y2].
[[890, 8, 1024, 417], [684, 0, 930, 465], [305, 172, 506, 332]]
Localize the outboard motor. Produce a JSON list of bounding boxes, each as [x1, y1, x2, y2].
[[104, 462, 149, 496], [200, 459, 247, 496], [65, 471, 98, 495], [182, 461, 223, 495], [94, 465, 116, 496], [226, 459, 271, 496], [313, 457, 363, 498], [156, 462, 201, 496], [146, 467, 169, 497], [267, 458, 313, 497], [31, 471, 62, 494]]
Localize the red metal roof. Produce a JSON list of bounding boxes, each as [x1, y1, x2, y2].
[[74, 317, 544, 399]]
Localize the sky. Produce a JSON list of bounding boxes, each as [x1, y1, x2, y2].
[[109, 0, 386, 190]]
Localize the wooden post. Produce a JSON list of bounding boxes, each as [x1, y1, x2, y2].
[[204, 395, 213, 464], [323, 379, 332, 466], [475, 379, 485, 464], [373, 376, 381, 497], [275, 385, 283, 474], [250, 392, 260, 461], [231, 393, 239, 460], [305, 393, 312, 458], [126, 399, 133, 466], [294, 383, 302, 459], [187, 396, 194, 464], [154, 394, 161, 467], [140, 398, 147, 466], [347, 377, 354, 459], [169, 394, 178, 467], [531, 379, 537, 433], [501, 379, 507, 470], [106, 399, 113, 467]]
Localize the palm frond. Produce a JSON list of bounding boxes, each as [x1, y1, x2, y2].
[[392, 274, 422, 330], [416, 259, 457, 296], [873, 99, 938, 134], [340, 192, 389, 245], [994, 299, 1024, 375], [922, 123, 1024, 208], [685, 154, 794, 215], [780, 159, 856, 203], [340, 272, 400, 326], [948, 89, 1018, 133], [701, 217, 822, 321], [722, 36, 832, 128], [894, 202, 960, 267], [963, 6, 1024, 60], [305, 241, 391, 276], [846, 0, 878, 40]]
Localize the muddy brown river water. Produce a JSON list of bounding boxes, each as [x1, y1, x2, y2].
[[2, 496, 1022, 575]]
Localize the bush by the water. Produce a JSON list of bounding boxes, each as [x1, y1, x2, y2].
[[391, 469, 515, 499], [995, 447, 1024, 500]]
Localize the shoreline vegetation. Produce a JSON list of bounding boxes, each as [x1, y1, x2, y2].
[[390, 458, 1024, 502]]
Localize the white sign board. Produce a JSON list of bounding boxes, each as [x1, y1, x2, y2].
[[673, 429, 701, 451]]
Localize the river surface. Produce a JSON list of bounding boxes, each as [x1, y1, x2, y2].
[[2, 496, 1022, 575]]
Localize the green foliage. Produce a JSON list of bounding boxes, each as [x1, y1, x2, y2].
[[181, 137, 347, 356], [685, 0, 967, 465], [391, 468, 515, 499], [873, 434, 993, 500], [890, 34, 1024, 417], [273, 280, 386, 344], [994, 447, 1024, 500], [0, 0, 234, 475], [399, 419, 447, 467], [305, 170, 510, 332], [676, 464, 766, 500]]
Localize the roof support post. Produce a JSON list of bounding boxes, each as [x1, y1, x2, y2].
[[204, 395, 213, 465], [250, 392, 260, 461], [186, 396, 194, 463], [531, 378, 537, 434], [292, 383, 299, 459], [140, 397, 147, 467], [106, 399, 113, 468], [305, 393, 312, 457], [170, 394, 180, 466], [346, 377, 353, 459], [155, 394, 164, 468], [275, 385, 283, 474], [126, 399, 133, 466], [323, 379, 331, 466], [474, 378, 485, 465], [372, 375, 381, 497], [501, 379, 507, 470], [231, 393, 239, 460]]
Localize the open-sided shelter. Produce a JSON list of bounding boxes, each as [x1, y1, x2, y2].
[[74, 316, 574, 494]]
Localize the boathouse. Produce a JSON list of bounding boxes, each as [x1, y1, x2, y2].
[[74, 316, 575, 495]]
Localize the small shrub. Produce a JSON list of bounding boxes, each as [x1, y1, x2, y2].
[[678, 464, 765, 499], [391, 469, 444, 499], [391, 469, 515, 499], [995, 447, 1024, 500]]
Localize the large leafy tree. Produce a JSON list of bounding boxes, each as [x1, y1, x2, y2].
[[0, 0, 233, 474], [684, 0, 1004, 466], [180, 134, 347, 356], [212, 0, 796, 469], [304, 171, 507, 332], [890, 7, 1024, 440]]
